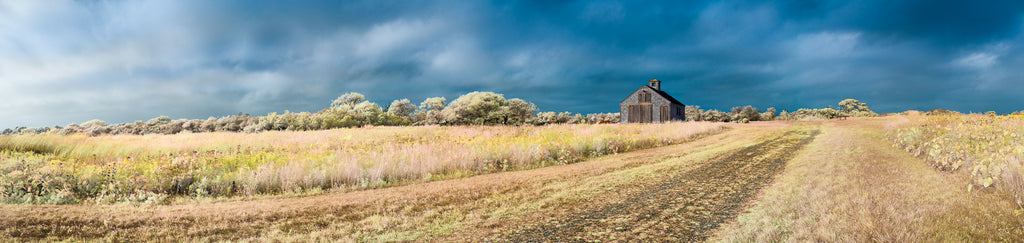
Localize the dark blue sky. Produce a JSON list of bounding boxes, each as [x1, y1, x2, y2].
[[3, 0, 1024, 128]]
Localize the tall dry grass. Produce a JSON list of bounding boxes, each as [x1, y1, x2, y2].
[[0, 122, 725, 204], [887, 114, 1024, 208]]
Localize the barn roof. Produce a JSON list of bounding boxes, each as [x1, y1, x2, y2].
[[619, 85, 685, 105], [652, 87, 684, 105]]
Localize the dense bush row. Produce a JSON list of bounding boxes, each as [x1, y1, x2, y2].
[[2, 94, 875, 136], [916, 108, 1024, 117], [2, 91, 621, 136], [685, 98, 877, 123]]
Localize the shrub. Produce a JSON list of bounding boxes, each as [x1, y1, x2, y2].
[[760, 107, 776, 121], [731, 106, 761, 122], [838, 98, 878, 117], [387, 99, 417, 120], [201, 117, 217, 132], [413, 97, 448, 125], [354, 102, 382, 119], [443, 92, 508, 125], [585, 113, 620, 124], [506, 98, 537, 124], [419, 97, 447, 111], [702, 110, 730, 122], [685, 105, 704, 122], [532, 111, 574, 125], [414, 110, 447, 126], [148, 116, 172, 124], [81, 119, 107, 127], [441, 92, 537, 125], [778, 110, 790, 120], [888, 115, 1024, 208], [331, 92, 366, 108], [788, 107, 842, 120], [86, 126, 112, 137]]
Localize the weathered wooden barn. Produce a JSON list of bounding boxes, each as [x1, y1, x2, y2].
[[619, 79, 685, 123]]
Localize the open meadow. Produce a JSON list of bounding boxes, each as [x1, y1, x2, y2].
[[2, 116, 1023, 241], [0, 122, 724, 204]]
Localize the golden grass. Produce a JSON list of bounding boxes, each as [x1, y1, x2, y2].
[[0, 122, 725, 204], [7, 120, 1017, 241], [713, 119, 1024, 241], [0, 122, 780, 242]]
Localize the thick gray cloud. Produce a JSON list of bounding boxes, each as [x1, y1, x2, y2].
[[2, 0, 1024, 128]]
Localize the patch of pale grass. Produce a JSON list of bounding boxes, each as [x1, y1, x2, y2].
[[713, 120, 1024, 242]]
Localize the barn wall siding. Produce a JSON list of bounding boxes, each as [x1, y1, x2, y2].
[[619, 84, 686, 123], [649, 92, 673, 122], [619, 88, 640, 123], [671, 104, 685, 121]]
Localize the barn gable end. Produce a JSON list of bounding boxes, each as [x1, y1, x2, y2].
[[619, 79, 685, 123]]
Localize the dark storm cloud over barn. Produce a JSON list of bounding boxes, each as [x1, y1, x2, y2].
[[2, 0, 1024, 128]]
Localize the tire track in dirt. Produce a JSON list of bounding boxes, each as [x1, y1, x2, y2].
[[494, 128, 820, 242]]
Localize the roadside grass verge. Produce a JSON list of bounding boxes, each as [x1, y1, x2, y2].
[[714, 119, 1024, 242], [0, 122, 724, 204]]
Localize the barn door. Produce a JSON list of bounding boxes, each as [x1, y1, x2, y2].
[[628, 104, 639, 122], [628, 104, 652, 123], [660, 105, 670, 122]]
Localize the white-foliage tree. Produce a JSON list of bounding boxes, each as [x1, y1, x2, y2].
[[387, 99, 417, 119]]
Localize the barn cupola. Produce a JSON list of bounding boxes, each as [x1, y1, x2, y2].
[[648, 79, 661, 90]]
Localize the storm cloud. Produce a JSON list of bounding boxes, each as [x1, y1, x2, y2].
[[2, 0, 1024, 128]]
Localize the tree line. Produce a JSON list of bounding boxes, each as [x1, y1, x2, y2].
[[685, 98, 878, 123], [3, 91, 621, 136], [2, 94, 879, 136]]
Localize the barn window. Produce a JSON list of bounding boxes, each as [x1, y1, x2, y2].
[[660, 105, 670, 122], [638, 91, 651, 103]]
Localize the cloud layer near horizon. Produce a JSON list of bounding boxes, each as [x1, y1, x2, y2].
[[2, 0, 1024, 128]]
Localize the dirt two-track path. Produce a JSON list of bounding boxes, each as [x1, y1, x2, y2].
[[490, 128, 819, 242]]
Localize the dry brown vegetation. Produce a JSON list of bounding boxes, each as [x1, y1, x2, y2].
[[0, 122, 723, 204], [2, 119, 1022, 241], [0, 122, 768, 241], [888, 114, 1024, 207]]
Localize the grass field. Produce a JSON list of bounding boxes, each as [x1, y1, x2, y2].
[[2, 118, 1023, 241], [715, 118, 1023, 241], [0, 122, 724, 204]]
